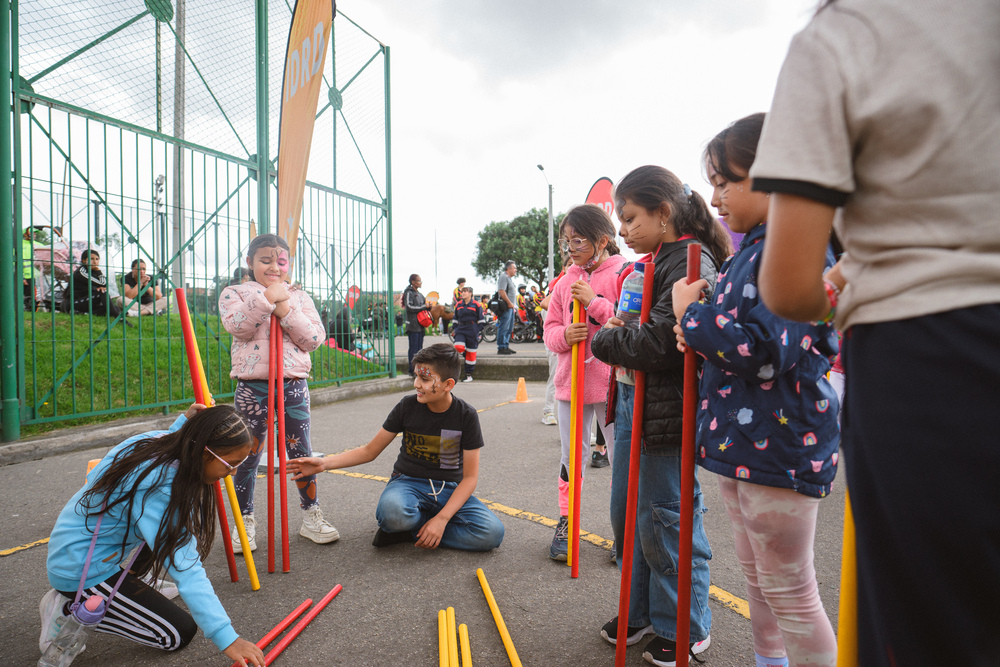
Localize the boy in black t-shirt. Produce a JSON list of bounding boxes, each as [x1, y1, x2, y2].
[[289, 344, 504, 551]]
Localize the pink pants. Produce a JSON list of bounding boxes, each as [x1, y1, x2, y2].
[[717, 476, 837, 666]]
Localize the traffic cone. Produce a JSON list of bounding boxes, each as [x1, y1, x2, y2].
[[514, 377, 531, 403]]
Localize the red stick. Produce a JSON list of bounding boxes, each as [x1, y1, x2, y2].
[[176, 288, 238, 583], [675, 243, 702, 667], [274, 316, 290, 572], [230, 598, 313, 666], [614, 263, 656, 665], [263, 585, 342, 665], [267, 317, 277, 574], [571, 305, 587, 579]]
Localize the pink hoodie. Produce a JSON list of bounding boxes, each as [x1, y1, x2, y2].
[[219, 282, 325, 380], [542, 254, 627, 403]]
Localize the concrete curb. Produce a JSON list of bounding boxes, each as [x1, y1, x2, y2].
[[0, 376, 413, 467], [395, 356, 549, 382]]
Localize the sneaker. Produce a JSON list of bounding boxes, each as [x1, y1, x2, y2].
[[140, 573, 179, 600], [610, 543, 617, 564], [372, 527, 416, 547], [600, 616, 654, 646], [39, 589, 71, 652], [641, 635, 712, 666], [126, 308, 140, 317], [591, 448, 610, 468], [300, 506, 340, 544], [462, 375, 474, 383], [549, 516, 569, 561], [541, 412, 557, 426], [156, 308, 167, 316], [232, 513, 257, 554]]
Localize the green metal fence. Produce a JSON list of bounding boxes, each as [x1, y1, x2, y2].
[[1, 0, 393, 439]]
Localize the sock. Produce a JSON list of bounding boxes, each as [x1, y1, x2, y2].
[[755, 654, 788, 667]]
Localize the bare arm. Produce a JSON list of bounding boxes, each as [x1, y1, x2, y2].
[[287, 428, 397, 479], [759, 193, 837, 322], [415, 448, 480, 549]]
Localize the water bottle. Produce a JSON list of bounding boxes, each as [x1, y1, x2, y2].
[[616, 262, 646, 329], [38, 594, 105, 667]]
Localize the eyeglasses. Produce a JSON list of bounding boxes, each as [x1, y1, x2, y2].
[[558, 238, 590, 253], [206, 447, 249, 476]]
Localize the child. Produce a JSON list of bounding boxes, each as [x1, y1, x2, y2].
[[591, 165, 731, 666], [288, 344, 504, 551], [751, 2, 1000, 661], [219, 233, 337, 553], [541, 204, 626, 561], [452, 286, 484, 382], [672, 113, 839, 667], [41, 404, 265, 666]]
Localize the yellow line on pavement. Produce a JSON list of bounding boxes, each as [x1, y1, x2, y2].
[[709, 585, 751, 619], [0, 537, 49, 557]]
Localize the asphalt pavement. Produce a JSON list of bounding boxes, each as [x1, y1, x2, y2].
[[0, 378, 845, 666]]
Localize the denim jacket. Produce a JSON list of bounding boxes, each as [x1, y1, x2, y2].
[[680, 223, 840, 498]]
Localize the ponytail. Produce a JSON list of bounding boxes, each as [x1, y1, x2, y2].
[[674, 190, 734, 269]]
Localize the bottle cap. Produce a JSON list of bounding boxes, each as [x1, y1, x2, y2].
[[74, 594, 106, 625], [633, 262, 645, 274]]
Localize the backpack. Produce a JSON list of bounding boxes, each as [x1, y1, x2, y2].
[[487, 291, 508, 316]]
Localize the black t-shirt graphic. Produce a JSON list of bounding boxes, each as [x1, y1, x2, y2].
[[382, 394, 484, 483]]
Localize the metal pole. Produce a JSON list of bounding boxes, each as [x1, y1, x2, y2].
[[383, 45, 394, 376], [171, 0, 185, 289], [547, 183, 554, 285], [255, 0, 269, 233], [91, 199, 100, 239], [0, 0, 19, 440]]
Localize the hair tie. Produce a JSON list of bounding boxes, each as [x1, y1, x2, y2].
[[682, 183, 692, 198]]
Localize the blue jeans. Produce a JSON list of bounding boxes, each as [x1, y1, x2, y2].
[[375, 473, 505, 551], [610, 383, 712, 642], [407, 330, 425, 373], [496, 308, 515, 350]]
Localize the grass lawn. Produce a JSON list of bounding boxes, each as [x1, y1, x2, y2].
[[19, 311, 389, 436]]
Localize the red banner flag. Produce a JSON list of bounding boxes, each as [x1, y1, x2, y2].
[[585, 177, 614, 218], [277, 0, 335, 264]]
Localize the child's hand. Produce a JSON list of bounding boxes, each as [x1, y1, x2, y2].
[[287, 456, 326, 480], [603, 316, 624, 329], [223, 637, 265, 666], [564, 322, 588, 346], [671, 278, 708, 323], [264, 282, 291, 305], [273, 300, 291, 319], [824, 260, 845, 292], [569, 280, 596, 308], [415, 515, 448, 549], [184, 403, 208, 419], [673, 322, 689, 353]]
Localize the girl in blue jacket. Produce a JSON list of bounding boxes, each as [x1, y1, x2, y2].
[[40, 404, 264, 666], [673, 114, 840, 667]]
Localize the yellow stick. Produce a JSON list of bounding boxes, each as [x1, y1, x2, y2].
[[837, 488, 858, 666], [446, 606, 459, 667], [458, 623, 473, 667], [438, 609, 448, 667], [567, 299, 581, 567], [476, 568, 522, 667], [224, 475, 260, 591]]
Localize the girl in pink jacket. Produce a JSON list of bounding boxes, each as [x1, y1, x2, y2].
[[219, 234, 338, 554], [542, 205, 627, 561]]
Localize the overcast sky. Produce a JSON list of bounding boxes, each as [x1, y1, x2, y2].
[[338, 0, 818, 298]]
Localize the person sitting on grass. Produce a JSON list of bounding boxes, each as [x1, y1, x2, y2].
[[288, 343, 505, 551]]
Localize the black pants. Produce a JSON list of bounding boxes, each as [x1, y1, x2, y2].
[[74, 292, 122, 318], [843, 303, 1000, 665]]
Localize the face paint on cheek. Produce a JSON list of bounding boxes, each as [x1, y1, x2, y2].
[[276, 250, 290, 272]]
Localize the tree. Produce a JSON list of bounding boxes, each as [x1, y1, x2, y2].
[[472, 208, 563, 292]]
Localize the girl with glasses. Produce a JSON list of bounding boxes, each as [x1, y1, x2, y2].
[[39, 404, 265, 666]]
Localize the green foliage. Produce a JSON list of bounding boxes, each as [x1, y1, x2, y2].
[[472, 208, 563, 291]]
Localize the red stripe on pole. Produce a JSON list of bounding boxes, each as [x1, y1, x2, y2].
[[676, 243, 702, 667], [614, 263, 656, 666], [263, 585, 343, 665], [231, 598, 313, 666], [176, 288, 239, 583], [275, 316, 290, 572], [267, 316, 277, 574]]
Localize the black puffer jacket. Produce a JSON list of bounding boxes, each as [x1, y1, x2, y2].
[[591, 239, 718, 451]]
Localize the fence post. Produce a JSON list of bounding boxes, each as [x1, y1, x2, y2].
[[255, 0, 269, 233], [383, 45, 395, 376], [0, 0, 20, 441]]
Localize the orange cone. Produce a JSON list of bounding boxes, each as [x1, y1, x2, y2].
[[514, 377, 531, 403]]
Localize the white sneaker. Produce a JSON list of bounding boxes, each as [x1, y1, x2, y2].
[[541, 412, 557, 426], [126, 308, 140, 317], [300, 506, 340, 544], [462, 375, 474, 383], [232, 513, 257, 554], [140, 572, 179, 600], [39, 589, 71, 652]]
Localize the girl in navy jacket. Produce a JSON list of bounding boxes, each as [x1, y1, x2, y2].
[[673, 114, 840, 667]]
